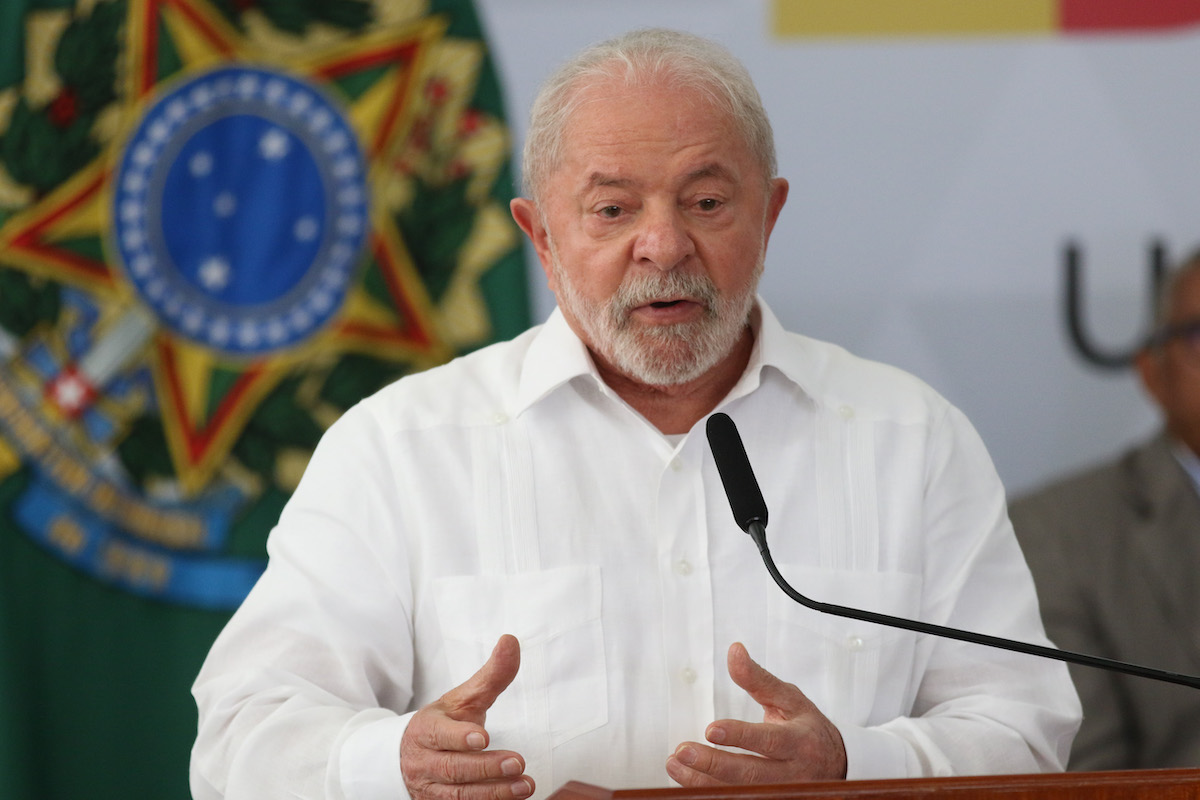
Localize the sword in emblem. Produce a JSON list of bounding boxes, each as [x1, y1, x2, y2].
[[0, 325, 16, 361], [44, 305, 157, 418]]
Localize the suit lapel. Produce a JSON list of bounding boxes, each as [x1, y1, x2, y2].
[[1128, 435, 1200, 663]]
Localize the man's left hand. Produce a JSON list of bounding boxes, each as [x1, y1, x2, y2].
[[665, 642, 847, 786]]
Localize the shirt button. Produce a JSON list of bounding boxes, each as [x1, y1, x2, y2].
[[491, 412, 508, 425], [675, 559, 693, 576], [670, 457, 683, 472], [839, 405, 855, 420], [681, 667, 697, 684], [846, 635, 864, 652]]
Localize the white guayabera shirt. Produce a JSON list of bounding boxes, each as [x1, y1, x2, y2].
[[191, 300, 1081, 800]]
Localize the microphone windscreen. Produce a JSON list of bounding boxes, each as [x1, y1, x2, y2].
[[705, 412, 768, 532]]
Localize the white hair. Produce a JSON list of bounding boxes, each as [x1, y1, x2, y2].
[[521, 28, 777, 203]]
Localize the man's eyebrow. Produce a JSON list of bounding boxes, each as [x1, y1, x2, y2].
[[582, 164, 737, 190], [585, 172, 634, 189]]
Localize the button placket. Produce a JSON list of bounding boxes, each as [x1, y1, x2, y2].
[[656, 440, 715, 746]]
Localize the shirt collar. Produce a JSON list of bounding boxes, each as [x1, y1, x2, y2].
[[514, 297, 815, 416], [1170, 439, 1200, 497], [720, 297, 817, 407], [515, 307, 598, 414]]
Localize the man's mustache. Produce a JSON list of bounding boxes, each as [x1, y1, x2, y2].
[[610, 272, 719, 324]]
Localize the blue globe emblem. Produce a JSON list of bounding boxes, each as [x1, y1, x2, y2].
[[113, 65, 370, 355]]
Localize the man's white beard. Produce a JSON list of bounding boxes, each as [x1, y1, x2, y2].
[[550, 252, 762, 387]]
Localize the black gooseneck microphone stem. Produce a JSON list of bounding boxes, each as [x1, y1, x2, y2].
[[746, 520, 1200, 690], [708, 411, 1200, 692]]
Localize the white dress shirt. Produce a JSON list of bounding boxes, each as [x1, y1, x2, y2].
[[191, 300, 1080, 800]]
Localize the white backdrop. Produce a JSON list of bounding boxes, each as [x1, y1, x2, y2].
[[474, 0, 1200, 497]]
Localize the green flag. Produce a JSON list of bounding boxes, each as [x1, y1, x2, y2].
[[0, 1, 529, 797]]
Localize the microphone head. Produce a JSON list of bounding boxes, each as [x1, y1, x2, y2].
[[705, 412, 768, 532]]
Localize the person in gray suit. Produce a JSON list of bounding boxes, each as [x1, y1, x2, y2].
[[1010, 247, 1200, 770]]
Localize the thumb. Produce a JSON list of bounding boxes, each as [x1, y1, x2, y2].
[[726, 641, 810, 719], [440, 634, 522, 722]]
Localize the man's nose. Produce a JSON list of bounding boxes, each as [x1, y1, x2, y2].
[[633, 207, 695, 271]]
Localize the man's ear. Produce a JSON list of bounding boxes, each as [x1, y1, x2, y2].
[[1135, 346, 1167, 409], [765, 177, 788, 237], [510, 198, 555, 285]]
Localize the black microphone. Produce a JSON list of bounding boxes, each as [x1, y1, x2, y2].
[[706, 411, 767, 546], [705, 411, 1200, 690]]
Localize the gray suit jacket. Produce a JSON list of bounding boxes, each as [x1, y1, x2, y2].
[[1010, 433, 1200, 770]]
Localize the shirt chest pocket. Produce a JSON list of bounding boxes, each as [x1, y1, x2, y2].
[[764, 565, 921, 726], [432, 565, 609, 749]]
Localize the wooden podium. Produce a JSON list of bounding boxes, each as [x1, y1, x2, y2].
[[547, 769, 1200, 800]]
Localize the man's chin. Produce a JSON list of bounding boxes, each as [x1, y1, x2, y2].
[[599, 312, 747, 386], [610, 341, 717, 387]]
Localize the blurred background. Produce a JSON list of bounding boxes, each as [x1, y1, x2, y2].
[[2, 0, 1197, 797]]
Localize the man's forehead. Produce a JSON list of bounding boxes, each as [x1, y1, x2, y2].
[[564, 78, 739, 140]]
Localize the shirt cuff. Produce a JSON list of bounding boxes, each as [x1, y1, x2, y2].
[[339, 712, 415, 800], [839, 724, 911, 780]]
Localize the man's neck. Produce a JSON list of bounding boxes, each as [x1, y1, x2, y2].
[[592, 328, 754, 435]]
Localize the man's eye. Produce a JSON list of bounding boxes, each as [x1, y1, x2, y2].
[[598, 205, 622, 218], [697, 198, 720, 211]]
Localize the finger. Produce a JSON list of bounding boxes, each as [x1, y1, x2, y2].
[[404, 707, 495, 753], [708, 693, 847, 773], [666, 751, 725, 788], [726, 641, 811, 719], [408, 747, 529, 786], [705, 717, 813, 762], [419, 777, 533, 800], [441, 634, 522, 720], [408, 763, 535, 800], [667, 742, 780, 787], [425, 776, 532, 800], [402, 738, 536, 800]]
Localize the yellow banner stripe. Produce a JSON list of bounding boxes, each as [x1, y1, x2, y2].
[[773, 0, 1058, 37]]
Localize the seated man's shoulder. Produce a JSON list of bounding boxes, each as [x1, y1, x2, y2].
[[1017, 460, 1119, 504], [1009, 436, 1165, 536]]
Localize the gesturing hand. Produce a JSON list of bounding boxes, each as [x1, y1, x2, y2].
[[666, 642, 847, 786], [401, 634, 534, 800]]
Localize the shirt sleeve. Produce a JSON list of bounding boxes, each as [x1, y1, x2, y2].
[[190, 403, 420, 799], [340, 713, 416, 800], [839, 725, 913, 779]]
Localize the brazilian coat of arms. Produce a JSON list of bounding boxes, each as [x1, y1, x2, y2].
[[0, 0, 527, 608]]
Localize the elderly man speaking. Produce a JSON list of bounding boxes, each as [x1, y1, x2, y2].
[[191, 28, 1080, 800]]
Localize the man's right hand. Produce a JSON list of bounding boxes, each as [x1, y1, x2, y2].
[[400, 634, 534, 800]]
